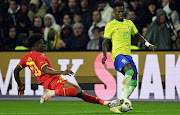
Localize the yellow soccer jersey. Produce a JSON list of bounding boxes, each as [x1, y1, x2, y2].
[[104, 19, 138, 62]]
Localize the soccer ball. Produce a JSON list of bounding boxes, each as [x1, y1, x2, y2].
[[117, 98, 132, 112]]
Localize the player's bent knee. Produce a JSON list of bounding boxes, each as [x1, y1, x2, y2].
[[68, 87, 77, 96], [73, 85, 82, 94], [130, 80, 137, 87], [125, 69, 134, 77]]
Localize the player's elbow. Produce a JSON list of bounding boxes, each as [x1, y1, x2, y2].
[[42, 65, 50, 74], [42, 68, 48, 74]]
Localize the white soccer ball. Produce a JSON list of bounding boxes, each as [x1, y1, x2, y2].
[[117, 98, 132, 112]]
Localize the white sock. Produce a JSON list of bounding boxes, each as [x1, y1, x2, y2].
[[119, 75, 132, 99], [103, 101, 111, 106], [127, 86, 136, 98], [48, 90, 55, 96]]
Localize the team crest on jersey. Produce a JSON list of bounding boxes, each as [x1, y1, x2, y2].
[[121, 59, 127, 64], [128, 26, 131, 30], [27, 57, 32, 62]]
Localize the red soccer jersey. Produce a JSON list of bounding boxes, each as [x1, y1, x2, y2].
[[19, 51, 53, 84]]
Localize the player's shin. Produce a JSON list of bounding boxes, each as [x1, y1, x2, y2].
[[82, 93, 106, 105], [55, 87, 77, 96], [119, 70, 134, 99], [127, 79, 137, 98]]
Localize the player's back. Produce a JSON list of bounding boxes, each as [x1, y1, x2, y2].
[[19, 51, 53, 84]]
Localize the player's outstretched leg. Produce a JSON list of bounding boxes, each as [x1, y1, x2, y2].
[[40, 81, 110, 106], [62, 81, 124, 113], [62, 81, 111, 106]]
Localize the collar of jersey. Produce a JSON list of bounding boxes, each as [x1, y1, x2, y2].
[[115, 19, 124, 23]]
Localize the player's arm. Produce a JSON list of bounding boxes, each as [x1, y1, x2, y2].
[[14, 64, 24, 97], [42, 65, 74, 76], [102, 38, 110, 64], [135, 32, 156, 51]]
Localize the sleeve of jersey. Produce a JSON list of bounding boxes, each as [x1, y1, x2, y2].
[[131, 21, 138, 35], [18, 55, 27, 69], [104, 23, 112, 40], [37, 54, 48, 70]]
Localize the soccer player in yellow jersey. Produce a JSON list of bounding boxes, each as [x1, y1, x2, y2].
[[102, 1, 156, 111]]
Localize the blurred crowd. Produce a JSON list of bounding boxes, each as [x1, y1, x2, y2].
[[0, 0, 180, 51]]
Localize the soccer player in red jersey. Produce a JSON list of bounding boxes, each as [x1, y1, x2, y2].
[[14, 34, 123, 113]]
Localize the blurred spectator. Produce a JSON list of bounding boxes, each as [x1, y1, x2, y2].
[[73, 12, 88, 32], [58, 26, 72, 50], [99, 26, 112, 51], [20, 0, 29, 15], [6, 0, 21, 27], [32, 16, 44, 35], [87, 27, 103, 50], [162, 0, 169, 8], [142, 27, 147, 37], [0, 10, 8, 47], [65, 0, 80, 17], [44, 13, 61, 44], [28, 0, 48, 22], [60, 26, 73, 43], [162, 0, 180, 31], [97, 0, 113, 23], [80, 0, 93, 29], [137, 26, 147, 49], [126, 10, 142, 33], [173, 30, 180, 49], [99, 26, 105, 39], [142, 9, 176, 50], [17, 14, 31, 33], [2, 26, 18, 50], [88, 10, 106, 40], [62, 14, 72, 29], [47, 0, 66, 25], [15, 33, 29, 50], [28, 26, 35, 36], [73, 13, 82, 23], [128, 0, 145, 20], [126, 10, 136, 21], [66, 22, 90, 51], [28, 26, 43, 36], [46, 28, 60, 50], [111, 12, 116, 21], [33, 16, 43, 28], [0, 0, 8, 15], [142, 1, 157, 26]]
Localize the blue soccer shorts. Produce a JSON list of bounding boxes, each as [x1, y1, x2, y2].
[[113, 54, 138, 75]]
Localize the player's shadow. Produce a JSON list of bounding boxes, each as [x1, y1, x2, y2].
[[83, 111, 133, 114]]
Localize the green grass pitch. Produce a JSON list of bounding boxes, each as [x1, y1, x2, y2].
[[0, 101, 180, 115]]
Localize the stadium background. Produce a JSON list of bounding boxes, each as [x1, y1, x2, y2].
[[1, 51, 180, 102], [0, 0, 180, 114]]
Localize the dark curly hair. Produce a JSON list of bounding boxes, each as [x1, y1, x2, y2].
[[113, 1, 124, 8], [28, 34, 43, 48]]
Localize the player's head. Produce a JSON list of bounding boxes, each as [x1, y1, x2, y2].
[[28, 34, 45, 52], [113, 2, 124, 21]]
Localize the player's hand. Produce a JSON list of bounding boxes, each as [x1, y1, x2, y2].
[[102, 56, 107, 64], [18, 86, 24, 97], [62, 69, 74, 76], [149, 45, 156, 52]]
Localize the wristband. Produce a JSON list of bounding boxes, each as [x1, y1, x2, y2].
[[145, 41, 152, 47]]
